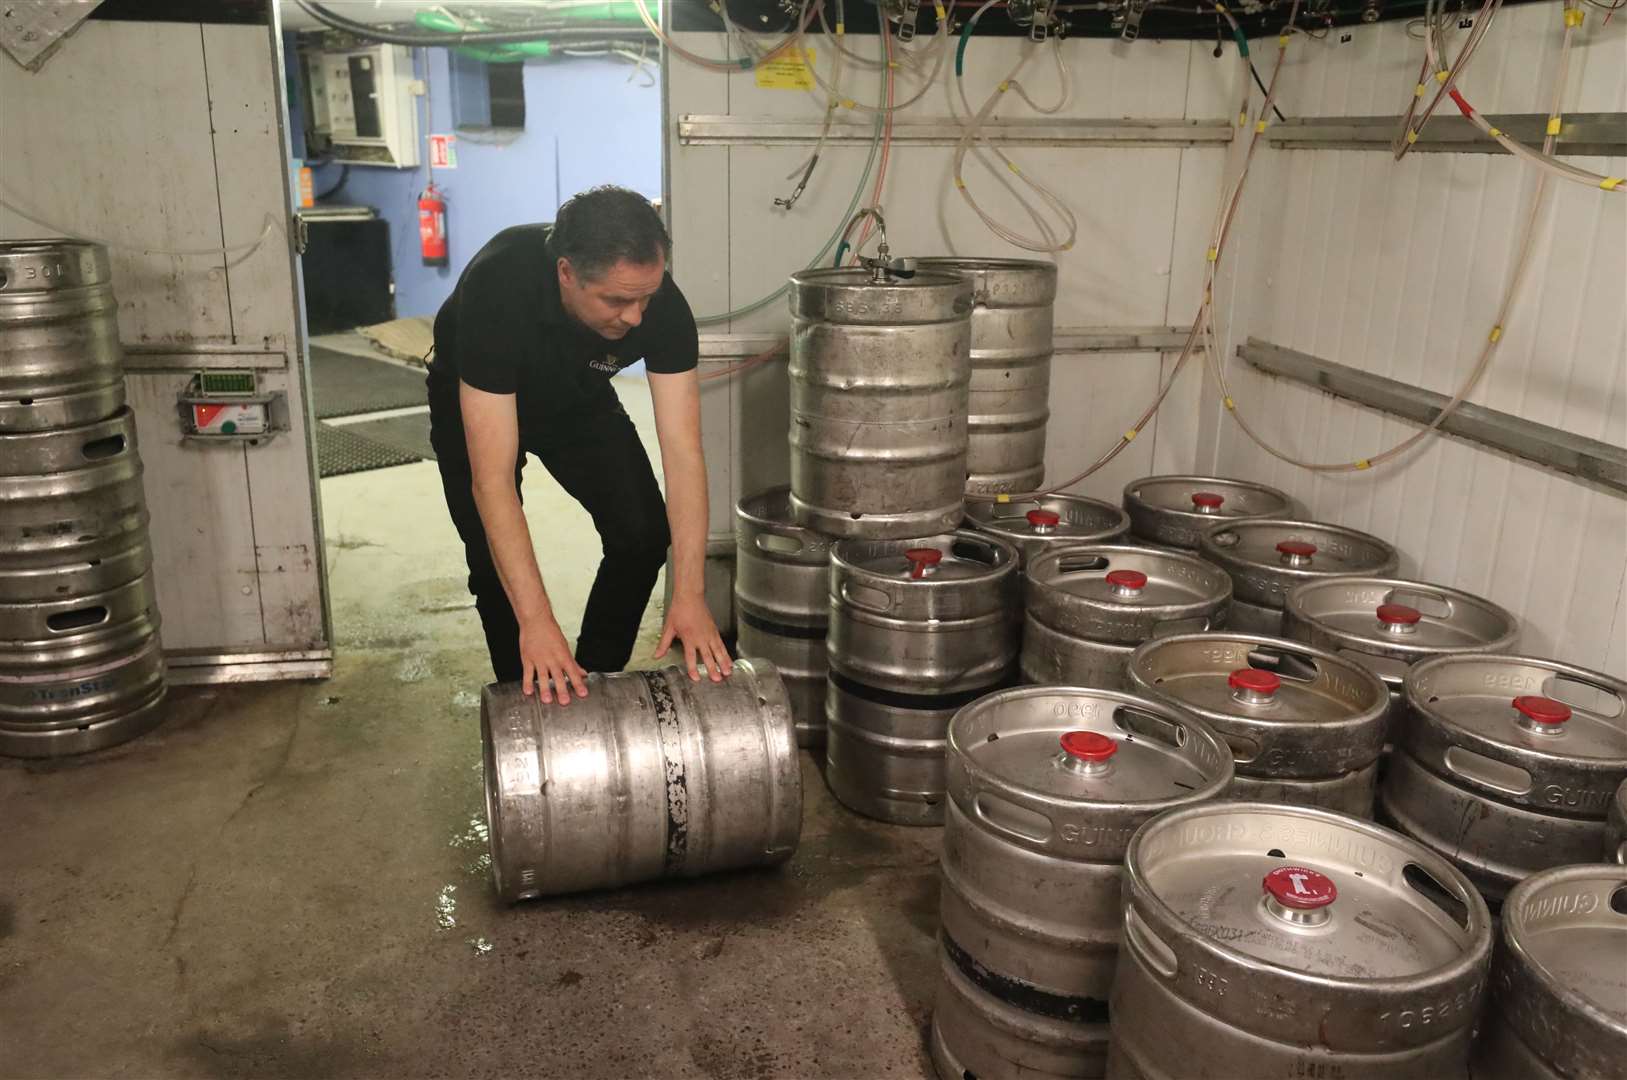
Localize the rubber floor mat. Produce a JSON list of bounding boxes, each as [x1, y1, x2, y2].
[[316, 421, 422, 478], [310, 345, 429, 419], [337, 411, 436, 463]]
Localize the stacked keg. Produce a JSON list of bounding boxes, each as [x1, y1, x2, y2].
[[933, 686, 1232, 1079], [1379, 654, 1627, 907], [1128, 632, 1390, 816], [0, 240, 165, 758], [1022, 545, 1232, 690], [825, 533, 1020, 824], [914, 257, 1056, 496], [964, 494, 1129, 566], [1121, 474, 1293, 551], [1198, 517, 1399, 635]]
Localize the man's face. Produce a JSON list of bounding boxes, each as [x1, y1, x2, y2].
[[557, 256, 665, 341]]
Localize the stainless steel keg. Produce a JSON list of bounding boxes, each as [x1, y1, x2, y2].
[[1108, 802, 1493, 1080], [1128, 633, 1389, 817], [826, 531, 1020, 825], [734, 487, 833, 747], [1023, 545, 1232, 691], [1609, 779, 1627, 864], [915, 257, 1055, 496], [933, 686, 1233, 1080], [0, 571, 166, 757], [964, 495, 1130, 566], [0, 240, 125, 432], [1471, 863, 1627, 1080], [1122, 474, 1293, 551], [1285, 576, 1519, 752], [787, 266, 972, 539], [1199, 518, 1400, 636], [480, 660, 801, 901], [0, 409, 150, 604], [1380, 655, 1627, 906]]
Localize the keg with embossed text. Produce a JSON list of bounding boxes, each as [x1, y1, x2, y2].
[[1470, 863, 1627, 1080], [1023, 545, 1231, 691], [734, 487, 834, 747], [1380, 655, 1627, 906], [932, 686, 1233, 1080], [1129, 632, 1389, 817], [0, 240, 124, 432], [1122, 475, 1293, 551], [788, 266, 972, 539], [1285, 576, 1519, 753], [1107, 802, 1493, 1079], [480, 660, 801, 901], [1199, 518, 1400, 636], [915, 257, 1055, 495], [1609, 779, 1627, 864], [964, 494, 1130, 566], [826, 531, 1020, 825]]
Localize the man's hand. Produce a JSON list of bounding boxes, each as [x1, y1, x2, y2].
[[519, 615, 590, 704], [655, 592, 733, 683]]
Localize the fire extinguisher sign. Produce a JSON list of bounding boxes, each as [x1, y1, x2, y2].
[[429, 134, 457, 169]]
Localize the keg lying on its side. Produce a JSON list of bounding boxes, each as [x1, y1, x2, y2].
[[1380, 654, 1627, 907], [480, 660, 801, 902], [1284, 576, 1519, 754], [1022, 545, 1231, 691], [826, 531, 1020, 825], [0, 240, 125, 433], [964, 494, 1130, 566], [1121, 474, 1292, 551], [1609, 779, 1627, 865], [1198, 518, 1399, 636], [1129, 632, 1389, 817], [933, 686, 1233, 1080], [1471, 863, 1627, 1080], [1107, 802, 1493, 1080], [734, 486, 835, 747]]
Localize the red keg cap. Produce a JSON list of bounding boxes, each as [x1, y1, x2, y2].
[[1513, 695, 1571, 726], [1377, 603, 1422, 626], [1191, 491, 1225, 509], [1026, 509, 1061, 528], [1263, 866, 1337, 910], [1105, 569, 1148, 590], [904, 548, 943, 579], [1277, 540, 1318, 558], [1060, 730, 1118, 762], [1228, 668, 1282, 696]]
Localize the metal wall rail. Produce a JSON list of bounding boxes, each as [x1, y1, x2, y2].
[[677, 116, 1234, 148], [1267, 113, 1627, 157], [700, 326, 1191, 357], [1239, 338, 1627, 495]]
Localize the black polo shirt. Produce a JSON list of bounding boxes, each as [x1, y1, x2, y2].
[[427, 224, 698, 444]]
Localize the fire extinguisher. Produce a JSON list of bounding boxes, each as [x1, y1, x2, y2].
[[418, 183, 448, 267]]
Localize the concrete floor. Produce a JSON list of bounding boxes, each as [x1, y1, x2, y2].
[[0, 378, 943, 1079]]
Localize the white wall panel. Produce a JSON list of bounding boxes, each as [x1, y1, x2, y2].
[[1204, 2, 1627, 675]]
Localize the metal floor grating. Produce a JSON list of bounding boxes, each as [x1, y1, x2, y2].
[[309, 345, 429, 420], [316, 421, 423, 478]]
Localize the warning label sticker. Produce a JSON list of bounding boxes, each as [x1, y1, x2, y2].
[[754, 48, 816, 91]]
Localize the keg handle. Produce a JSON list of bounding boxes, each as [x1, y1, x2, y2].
[[1122, 905, 1179, 979], [971, 790, 1056, 846], [839, 581, 894, 614]]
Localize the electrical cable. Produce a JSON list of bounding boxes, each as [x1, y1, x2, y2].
[[0, 194, 281, 262], [313, 163, 351, 201], [1206, 0, 1587, 474], [629, 0, 814, 71]]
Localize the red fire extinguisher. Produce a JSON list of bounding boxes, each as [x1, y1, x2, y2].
[[418, 183, 448, 267]]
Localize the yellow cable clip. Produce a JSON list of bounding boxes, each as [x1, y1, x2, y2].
[[934, 2, 947, 19], [1546, 117, 1562, 135], [1406, 130, 1419, 144], [835, 19, 845, 33], [1223, 396, 1236, 410], [998, 80, 1010, 93], [841, 99, 856, 109], [1414, 83, 1426, 98], [1488, 127, 1502, 138], [1123, 429, 1138, 442], [1256, 120, 1268, 133], [1214, 2, 1227, 12], [1355, 459, 1372, 470], [1279, 34, 1290, 46], [1206, 247, 1219, 262], [1238, 111, 1247, 127], [1564, 7, 1583, 25], [1435, 69, 1449, 84], [996, 494, 1011, 504], [1488, 325, 1503, 343], [1602, 177, 1624, 191], [1008, 162, 1022, 176], [954, 178, 967, 190], [1060, 242, 1073, 251]]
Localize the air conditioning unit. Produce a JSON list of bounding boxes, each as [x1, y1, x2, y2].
[[303, 44, 420, 168]]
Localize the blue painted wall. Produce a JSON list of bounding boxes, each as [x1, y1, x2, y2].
[[289, 40, 661, 320]]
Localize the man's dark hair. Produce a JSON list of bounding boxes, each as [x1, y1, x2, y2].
[[550, 186, 671, 281]]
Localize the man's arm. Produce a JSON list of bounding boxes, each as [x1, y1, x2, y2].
[[647, 368, 732, 682], [460, 380, 588, 703]]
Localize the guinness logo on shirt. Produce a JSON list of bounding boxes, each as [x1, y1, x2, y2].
[[588, 354, 622, 374]]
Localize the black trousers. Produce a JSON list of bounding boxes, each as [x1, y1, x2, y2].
[[429, 392, 670, 681]]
